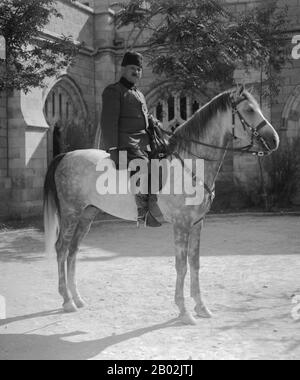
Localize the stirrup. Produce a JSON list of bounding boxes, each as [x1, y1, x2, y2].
[[137, 211, 162, 228]]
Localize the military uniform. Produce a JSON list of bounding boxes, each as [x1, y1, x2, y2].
[[100, 76, 151, 160]]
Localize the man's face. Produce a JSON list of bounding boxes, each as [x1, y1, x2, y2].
[[122, 65, 142, 84]]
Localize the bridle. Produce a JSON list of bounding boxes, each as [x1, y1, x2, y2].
[[230, 94, 271, 157]]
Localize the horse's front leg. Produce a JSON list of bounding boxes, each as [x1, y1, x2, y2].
[[173, 224, 197, 325], [189, 221, 212, 318]]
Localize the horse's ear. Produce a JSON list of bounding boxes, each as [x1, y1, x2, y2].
[[238, 84, 245, 96], [232, 83, 245, 101], [248, 85, 254, 94]]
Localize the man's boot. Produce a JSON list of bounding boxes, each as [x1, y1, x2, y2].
[[135, 194, 161, 228]]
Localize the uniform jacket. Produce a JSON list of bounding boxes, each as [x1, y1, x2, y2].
[[100, 77, 150, 152]]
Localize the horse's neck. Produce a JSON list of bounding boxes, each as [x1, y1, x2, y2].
[[175, 109, 232, 189], [177, 109, 231, 161], [203, 110, 232, 187], [205, 110, 231, 153]]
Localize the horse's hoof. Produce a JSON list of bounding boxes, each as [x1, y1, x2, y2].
[[179, 312, 197, 326], [63, 300, 78, 313], [195, 305, 213, 319], [74, 297, 86, 309]]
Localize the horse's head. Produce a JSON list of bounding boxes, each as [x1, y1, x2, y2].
[[229, 85, 279, 155]]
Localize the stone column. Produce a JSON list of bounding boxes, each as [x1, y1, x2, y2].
[[0, 90, 12, 220], [94, 1, 117, 146]]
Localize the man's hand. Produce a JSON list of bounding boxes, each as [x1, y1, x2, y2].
[[148, 114, 162, 128]]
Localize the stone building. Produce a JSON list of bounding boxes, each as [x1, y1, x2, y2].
[[0, 0, 299, 220]]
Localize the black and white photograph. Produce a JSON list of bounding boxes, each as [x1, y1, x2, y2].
[[0, 0, 300, 362]]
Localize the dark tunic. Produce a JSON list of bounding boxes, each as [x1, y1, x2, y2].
[[100, 77, 150, 152]]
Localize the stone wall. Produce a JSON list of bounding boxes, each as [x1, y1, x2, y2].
[[0, 91, 7, 180]]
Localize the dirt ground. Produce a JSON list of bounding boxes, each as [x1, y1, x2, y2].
[[0, 214, 300, 360]]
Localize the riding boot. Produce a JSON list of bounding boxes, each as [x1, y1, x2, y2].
[[135, 194, 162, 228]]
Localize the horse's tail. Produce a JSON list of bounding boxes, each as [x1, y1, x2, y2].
[[43, 154, 66, 256]]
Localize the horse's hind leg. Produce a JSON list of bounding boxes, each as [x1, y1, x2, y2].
[[189, 222, 212, 318], [67, 206, 99, 308], [174, 224, 196, 325], [56, 213, 80, 313]]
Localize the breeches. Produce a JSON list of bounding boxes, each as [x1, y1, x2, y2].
[[126, 148, 151, 194]]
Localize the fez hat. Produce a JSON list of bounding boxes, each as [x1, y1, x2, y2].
[[121, 51, 143, 68]]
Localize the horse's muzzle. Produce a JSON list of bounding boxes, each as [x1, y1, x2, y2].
[[260, 129, 280, 153]]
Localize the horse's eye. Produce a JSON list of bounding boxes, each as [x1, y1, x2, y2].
[[247, 108, 255, 114]]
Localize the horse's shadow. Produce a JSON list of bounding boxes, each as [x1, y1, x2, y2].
[[0, 316, 181, 360], [0, 309, 63, 327]]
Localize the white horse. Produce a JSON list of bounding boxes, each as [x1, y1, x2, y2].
[[44, 86, 279, 325]]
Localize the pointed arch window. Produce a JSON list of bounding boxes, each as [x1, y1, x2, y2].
[[168, 96, 175, 121], [59, 94, 63, 118], [66, 101, 70, 120], [43, 76, 88, 164], [150, 92, 202, 131], [156, 102, 163, 122], [180, 96, 187, 120], [52, 93, 56, 117], [192, 100, 200, 114]]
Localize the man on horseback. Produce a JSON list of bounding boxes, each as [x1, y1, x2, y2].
[[100, 51, 161, 228]]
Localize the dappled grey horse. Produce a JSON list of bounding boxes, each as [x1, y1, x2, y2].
[[44, 86, 279, 325]]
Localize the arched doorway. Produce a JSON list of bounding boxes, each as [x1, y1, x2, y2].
[[43, 76, 89, 164]]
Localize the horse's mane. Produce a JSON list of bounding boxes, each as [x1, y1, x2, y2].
[[174, 90, 233, 143]]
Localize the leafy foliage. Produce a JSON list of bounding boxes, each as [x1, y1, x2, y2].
[[263, 137, 300, 208], [115, 0, 289, 94], [0, 0, 78, 93]]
